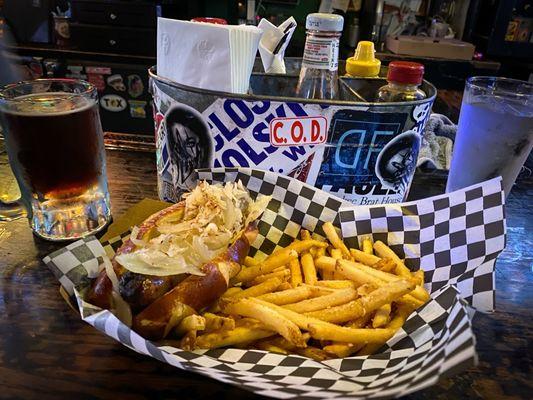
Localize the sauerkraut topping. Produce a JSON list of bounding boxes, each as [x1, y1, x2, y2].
[[115, 181, 270, 276]]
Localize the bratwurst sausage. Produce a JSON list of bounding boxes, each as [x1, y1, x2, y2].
[[133, 224, 257, 340]]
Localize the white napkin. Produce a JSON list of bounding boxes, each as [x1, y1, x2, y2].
[[258, 17, 297, 74], [157, 18, 262, 94]]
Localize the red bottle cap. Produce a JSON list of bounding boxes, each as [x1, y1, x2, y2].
[[387, 61, 425, 85], [191, 17, 228, 25]]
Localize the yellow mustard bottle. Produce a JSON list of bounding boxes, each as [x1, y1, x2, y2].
[[345, 41, 381, 78]]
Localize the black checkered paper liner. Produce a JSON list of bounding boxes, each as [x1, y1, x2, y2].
[[42, 167, 507, 398], [338, 177, 505, 312], [44, 237, 476, 399]]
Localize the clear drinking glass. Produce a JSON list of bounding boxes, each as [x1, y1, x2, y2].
[[0, 79, 111, 240], [446, 77, 533, 197]]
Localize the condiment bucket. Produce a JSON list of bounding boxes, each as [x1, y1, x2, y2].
[[149, 66, 436, 205]]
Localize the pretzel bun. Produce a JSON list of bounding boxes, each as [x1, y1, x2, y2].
[[133, 224, 257, 340], [86, 202, 187, 311], [87, 181, 266, 341]]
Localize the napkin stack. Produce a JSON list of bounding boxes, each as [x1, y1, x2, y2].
[[157, 18, 262, 94]]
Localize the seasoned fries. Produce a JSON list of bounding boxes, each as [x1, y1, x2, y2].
[[283, 288, 357, 313], [222, 298, 306, 347], [204, 312, 235, 332], [257, 285, 317, 305], [307, 324, 395, 344], [165, 221, 430, 361], [195, 325, 274, 349], [288, 258, 303, 287], [372, 304, 391, 328], [175, 314, 206, 336], [248, 269, 290, 286], [234, 249, 298, 283], [362, 238, 373, 255], [230, 277, 283, 299], [349, 248, 381, 266], [244, 256, 260, 268], [304, 279, 415, 323], [322, 222, 351, 258], [301, 253, 318, 285], [315, 280, 355, 289], [373, 241, 412, 278]]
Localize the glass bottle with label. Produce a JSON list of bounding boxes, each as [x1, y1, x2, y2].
[[295, 13, 344, 100], [376, 61, 426, 102]]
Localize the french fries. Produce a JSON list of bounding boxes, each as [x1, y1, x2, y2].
[[221, 298, 306, 347], [175, 314, 206, 336], [315, 280, 355, 289], [195, 325, 274, 349], [203, 312, 235, 332], [222, 287, 243, 297], [301, 253, 318, 285], [344, 259, 430, 303], [322, 222, 351, 258], [295, 346, 332, 361], [362, 238, 373, 255], [357, 303, 414, 355], [307, 324, 395, 344], [164, 220, 430, 361], [234, 239, 328, 283], [248, 269, 290, 286], [372, 304, 391, 328], [244, 256, 260, 268], [373, 241, 412, 278], [323, 343, 362, 358], [304, 279, 415, 324], [283, 288, 357, 313], [277, 282, 292, 291], [257, 285, 318, 305], [234, 249, 298, 283], [288, 258, 303, 287], [229, 277, 283, 299], [349, 248, 381, 266], [326, 247, 342, 280]]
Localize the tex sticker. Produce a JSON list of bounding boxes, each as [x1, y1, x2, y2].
[[87, 74, 106, 92], [129, 100, 147, 118], [127, 74, 144, 98], [86, 66, 112, 75], [100, 94, 127, 112], [106, 74, 126, 92], [269, 116, 328, 146]]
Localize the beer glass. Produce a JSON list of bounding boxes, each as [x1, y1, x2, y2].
[[446, 77, 533, 197], [0, 79, 111, 240]]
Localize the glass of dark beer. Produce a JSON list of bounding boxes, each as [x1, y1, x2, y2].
[[0, 79, 111, 240]]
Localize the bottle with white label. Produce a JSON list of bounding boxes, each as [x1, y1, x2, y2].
[[295, 13, 344, 100]]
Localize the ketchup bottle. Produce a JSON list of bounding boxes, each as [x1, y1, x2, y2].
[[376, 61, 426, 102]]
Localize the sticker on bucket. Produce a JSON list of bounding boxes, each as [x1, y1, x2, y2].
[[150, 72, 434, 205], [315, 109, 416, 205], [269, 116, 328, 147]]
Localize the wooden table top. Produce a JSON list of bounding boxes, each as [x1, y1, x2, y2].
[[1, 109, 532, 399]]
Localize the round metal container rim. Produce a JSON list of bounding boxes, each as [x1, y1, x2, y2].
[[148, 66, 437, 107]]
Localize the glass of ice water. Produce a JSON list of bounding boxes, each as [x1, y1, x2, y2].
[[446, 77, 533, 197]]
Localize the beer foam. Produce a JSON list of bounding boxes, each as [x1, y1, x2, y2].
[[3, 92, 96, 116]]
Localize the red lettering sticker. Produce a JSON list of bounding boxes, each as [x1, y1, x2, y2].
[[269, 116, 328, 147]]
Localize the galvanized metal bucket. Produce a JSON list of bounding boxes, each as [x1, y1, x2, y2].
[[149, 66, 436, 205]]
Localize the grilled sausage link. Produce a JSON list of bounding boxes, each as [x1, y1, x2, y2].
[[132, 225, 257, 340]]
